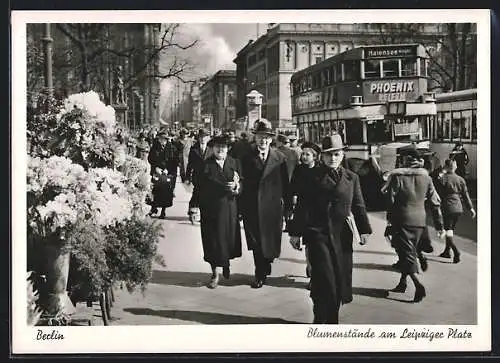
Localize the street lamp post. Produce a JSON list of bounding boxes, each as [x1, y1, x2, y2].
[[42, 23, 54, 97]]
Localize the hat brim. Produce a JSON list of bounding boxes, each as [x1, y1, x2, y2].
[[252, 130, 275, 135], [322, 146, 348, 152]]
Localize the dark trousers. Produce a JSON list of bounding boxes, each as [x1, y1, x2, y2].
[[306, 229, 346, 324], [189, 183, 200, 210], [252, 245, 272, 279]]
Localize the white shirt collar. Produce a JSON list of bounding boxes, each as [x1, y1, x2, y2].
[[258, 148, 269, 160], [216, 158, 225, 168]]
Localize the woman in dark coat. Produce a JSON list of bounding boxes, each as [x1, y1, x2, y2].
[[383, 145, 444, 302], [147, 130, 176, 218], [198, 136, 242, 288], [289, 141, 322, 286], [288, 134, 372, 324]]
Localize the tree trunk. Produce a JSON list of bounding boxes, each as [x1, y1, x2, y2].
[[459, 23, 471, 90]]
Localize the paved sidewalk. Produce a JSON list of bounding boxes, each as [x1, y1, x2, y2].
[[102, 180, 477, 325]]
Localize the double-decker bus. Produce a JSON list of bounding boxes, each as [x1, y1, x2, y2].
[[290, 43, 438, 207], [290, 43, 438, 161]]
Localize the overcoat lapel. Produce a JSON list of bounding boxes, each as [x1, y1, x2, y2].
[[261, 149, 281, 180], [335, 167, 352, 196]]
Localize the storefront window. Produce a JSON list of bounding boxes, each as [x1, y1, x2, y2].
[[461, 110, 472, 140], [345, 119, 364, 144], [382, 59, 399, 78], [367, 119, 392, 143], [451, 111, 461, 140], [364, 59, 381, 79], [343, 61, 360, 81], [401, 57, 417, 76]]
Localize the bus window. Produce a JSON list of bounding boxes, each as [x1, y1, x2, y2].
[[331, 66, 337, 83], [401, 58, 418, 77], [443, 111, 451, 140], [364, 59, 381, 79], [451, 111, 462, 140], [419, 116, 430, 139], [321, 69, 329, 87], [382, 59, 399, 78], [435, 112, 443, 140], [366, 119, 392, 143], [472, 109, 477, 141], [344, 61, 359, 81], [307, 75, 313, 91], [345, 119, 364, 144], [461, 110, 472, 141], [336, 63, 343, 82]]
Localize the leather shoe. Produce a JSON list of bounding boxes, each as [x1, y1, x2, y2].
[[223, 266, 230, 279], [251, 277, 266, 289], [389, 281, 407, 293], [414, 285, 426, 302], [439, 251, 451, 258], [453, 254, 461, 264], [208, 275, 220, 289]]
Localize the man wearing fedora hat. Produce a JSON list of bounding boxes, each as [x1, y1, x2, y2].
[[239, 119, 291, 288], [185, 128, 213, 223], [382, 144, 444, 302], [288, 133, 372, 324]]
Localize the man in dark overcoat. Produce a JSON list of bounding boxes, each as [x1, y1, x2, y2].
[[288, 134, 372, 324], [198, 135, 242, 288], [185, 128, 212, 222], [239, 119, 291, 288]]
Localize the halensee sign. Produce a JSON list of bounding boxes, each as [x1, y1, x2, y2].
[[363, 80, 418, 103], [365, 46, 416, 58]]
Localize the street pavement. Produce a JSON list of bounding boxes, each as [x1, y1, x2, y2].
[[84, 179, 478, 326]]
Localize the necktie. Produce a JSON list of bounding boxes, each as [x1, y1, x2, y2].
[[260, 152, 266, 162], [330, 168, 340, 183]]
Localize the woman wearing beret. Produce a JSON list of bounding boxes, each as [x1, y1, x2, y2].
[[198, 135, 242, 288], [289, 141, 322, 288], [288, 134, 372, 324]]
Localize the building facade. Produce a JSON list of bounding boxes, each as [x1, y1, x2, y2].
[[27, 23, 162, 130], [200, 70, 237, 130], [233, 23, 475, 130]]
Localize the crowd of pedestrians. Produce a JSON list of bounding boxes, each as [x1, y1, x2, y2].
[[117, 120, 474, 325]]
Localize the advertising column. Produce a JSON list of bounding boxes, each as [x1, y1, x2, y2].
[[246, 90, 263, 130]]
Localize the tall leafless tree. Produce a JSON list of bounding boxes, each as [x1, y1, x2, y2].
[[27, 23, 199, 103], [368, 23, 477, 91]]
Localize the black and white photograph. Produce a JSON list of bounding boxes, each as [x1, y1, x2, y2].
[[12, 10, 490, 354]]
